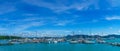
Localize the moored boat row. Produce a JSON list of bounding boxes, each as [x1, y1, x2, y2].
[[0, 37, 120, 47]]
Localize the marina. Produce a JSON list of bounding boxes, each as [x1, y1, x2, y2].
[[0, 35, 120, 47]]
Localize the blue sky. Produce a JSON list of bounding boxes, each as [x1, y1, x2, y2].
[[0, 0, 120, 37]]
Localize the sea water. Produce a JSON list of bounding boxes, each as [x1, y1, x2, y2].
[[0, 43, 120, 51]]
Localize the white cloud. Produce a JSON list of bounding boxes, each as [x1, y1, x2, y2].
[[54, 20, 74, 26], [22, 0, 99, 13], [13, 21, 44, 32], [92, 19, 98, 22], [0, 26, 11, 34], [108, 0, 120, 7], [105, 16, 120, 20], [37, 30, 73, 37], [118, 30, 120, 33], [22, 13, 39, 16], [0, 2, 16, 15], [0, 28, 8, 31], [0, 16, 59, 32], [0, 17, 48, 32], [109, 27, 113, 29]]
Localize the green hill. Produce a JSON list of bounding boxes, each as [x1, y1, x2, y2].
[[0, 36, 22, 39]]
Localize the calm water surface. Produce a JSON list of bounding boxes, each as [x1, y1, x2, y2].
[[0, 43, 120, 51]]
